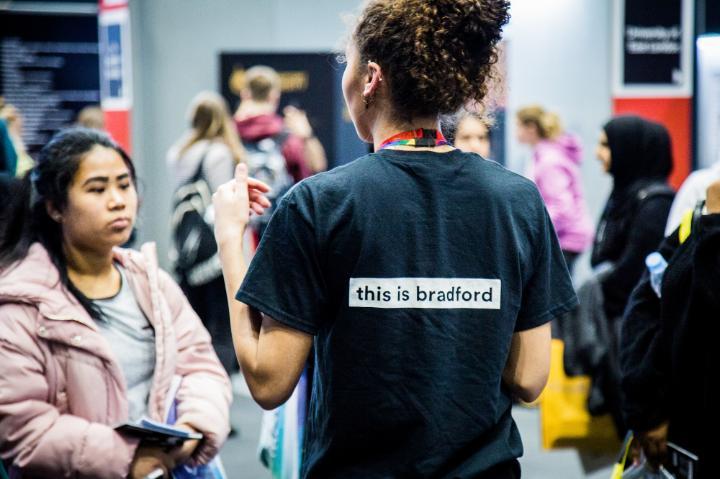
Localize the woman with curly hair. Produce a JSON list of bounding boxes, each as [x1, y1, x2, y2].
[[212, 1, 577, 477]]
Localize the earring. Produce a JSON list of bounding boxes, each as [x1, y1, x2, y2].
[[362, 94, 373, 109]]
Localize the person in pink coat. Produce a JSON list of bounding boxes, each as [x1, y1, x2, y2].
[[517, 105, 594, 272], [0, 128, 263, 478]]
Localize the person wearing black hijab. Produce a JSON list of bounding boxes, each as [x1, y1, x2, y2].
[[580, 116, 675, 436], [592, 116, 675, 320]]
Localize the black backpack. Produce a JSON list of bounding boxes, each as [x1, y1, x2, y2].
[[170, 152, 222, 287], [244, 132, 294, 236]]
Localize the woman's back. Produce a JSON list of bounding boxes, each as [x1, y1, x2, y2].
[[167, 138, 235, 193], [237, 149, 576, 477]]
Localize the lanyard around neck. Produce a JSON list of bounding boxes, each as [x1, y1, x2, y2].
[[378, 128, 448, 150]]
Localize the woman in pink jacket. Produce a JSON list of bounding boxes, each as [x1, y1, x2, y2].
[[516, 105, 594, 273], [0, 128, 256, 478]]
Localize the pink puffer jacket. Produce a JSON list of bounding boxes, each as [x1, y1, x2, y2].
[[528, 134, 594, 254], [0, 243, 232, 479]]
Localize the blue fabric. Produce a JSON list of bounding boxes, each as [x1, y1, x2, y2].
[[0, 121, 17, 176]]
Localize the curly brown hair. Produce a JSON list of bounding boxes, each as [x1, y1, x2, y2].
[[353, 0, 510, 122]]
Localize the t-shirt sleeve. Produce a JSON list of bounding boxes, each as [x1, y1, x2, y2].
[[515, 202, 578, 332], [235, 185, 326, 335]]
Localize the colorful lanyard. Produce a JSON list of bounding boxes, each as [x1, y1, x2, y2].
[[378, 128, 448, 150]]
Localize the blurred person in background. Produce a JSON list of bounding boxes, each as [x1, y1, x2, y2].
[[0, 102, 33, 177], [167, 91, 246, 377], [592, 116, 674, 322], [212, 0, 578, 477], [0, 99, 17, 177], [234, 65, 327, 183], [0, 128, 233, 479], [516, 105, 594, 274], [619, 179, 720, 477], [76, 105, 106, 131], [588, 115, 674, 434], [1, 108, 30, 176], [453, 111, 492, 158]]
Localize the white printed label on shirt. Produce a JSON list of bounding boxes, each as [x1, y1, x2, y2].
[[349, 278, 501, 309]]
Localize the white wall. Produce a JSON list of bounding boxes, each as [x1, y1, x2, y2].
[[130, 0, 615, 273], [697, 35, 720, 169], [129, 0, 360, 266], [505, 0, 614, 278]]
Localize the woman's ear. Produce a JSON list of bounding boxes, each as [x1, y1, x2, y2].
[[45, 200, 63, 223], [363, 61, 383, 98]]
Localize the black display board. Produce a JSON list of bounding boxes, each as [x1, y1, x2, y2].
[[219, 52, 366, 168], [0, 11, 100, 154], [623, 0, 684, 85], [704, 0, 720, 34]]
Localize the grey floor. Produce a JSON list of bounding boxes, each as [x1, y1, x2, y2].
[[219, 380, 615, 479]]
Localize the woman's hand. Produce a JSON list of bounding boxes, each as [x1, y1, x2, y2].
[[213, 164, 271, 246], [128, 446, 176, 479], [637, 421, 669, 471], [171, 423, 202, 466], [283, 105, 314, 140], [706, 179, 720, 214]]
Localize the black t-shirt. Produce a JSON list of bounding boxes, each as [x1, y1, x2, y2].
[[237, 149, 577, 478]]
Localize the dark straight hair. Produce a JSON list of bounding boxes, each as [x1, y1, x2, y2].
[[0, 127, 137, 320]]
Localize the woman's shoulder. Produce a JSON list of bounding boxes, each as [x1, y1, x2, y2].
[[205, 139, 233, 156], [113, 243, 182, 295], [0, 243, 60, 297], [470, 155, 545, 199], [288, 156, 371, 197], [0, 245, 61, 334]]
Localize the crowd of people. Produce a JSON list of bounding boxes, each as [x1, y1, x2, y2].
[[0, 0, 716, 478]]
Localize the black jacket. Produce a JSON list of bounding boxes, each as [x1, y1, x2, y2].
[[620, 212, 720, 473], [591, 182, 674, 319], [592, 116, 675, 319]]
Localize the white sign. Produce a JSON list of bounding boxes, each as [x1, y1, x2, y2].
[[349, 278, 502, 310], [612, 0, 694, 98], [99, 7, 132, 110]]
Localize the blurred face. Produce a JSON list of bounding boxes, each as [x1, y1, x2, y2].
[[596, 130, 612, 173], [57, 145, 137, 253], [455, 116, 490, 157], [342, 43, 373, 143], [516, 120, 539, 145]]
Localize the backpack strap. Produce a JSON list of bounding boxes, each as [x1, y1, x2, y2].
[[273, 129, 291, 148], [678, 199, 706, 245], [636, 183, 675, 203], [679, 209, 694, 245]]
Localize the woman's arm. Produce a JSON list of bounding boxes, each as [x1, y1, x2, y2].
[[158, 270, 232, 465], [0, 304, 138, 479], [502, 322, 551, 402], [218, 238, 313, 410], [534, 159, 576, 236], [214, 164, 313, 411]]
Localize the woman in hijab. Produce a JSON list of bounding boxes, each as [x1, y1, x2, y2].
[[592, 115, 675, 321]]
